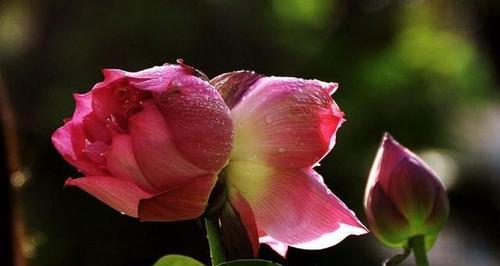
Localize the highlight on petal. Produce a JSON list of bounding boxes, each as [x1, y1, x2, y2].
[[230, 76, 344, 168], [225, 162, 367, 249], [129, 103, 207, 190], [65, 176, 152, 217], [259, 235, 288, 258], [138, 175, 216, 221]]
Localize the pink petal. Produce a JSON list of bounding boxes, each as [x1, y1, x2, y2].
[[72, 92, 93, 120], [65, 176, 152, 217], [155, 75, 233, 173], [230, 77, 344, 168], [259, 235, 288, 257], [138, 175, 216, 221], [52, 121, 106, 176], [128, 103, 207, 190], [226, 162, 367, 249], [83, 140, 108, 166], [366, 133, 417, 193], [91, 80, 125, 122], [106, 134, 155, 192]]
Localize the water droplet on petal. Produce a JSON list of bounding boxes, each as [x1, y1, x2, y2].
[[278, 148, 285, 153]]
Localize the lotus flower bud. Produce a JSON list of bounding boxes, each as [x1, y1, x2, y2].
[[364, 133, 449, 250]]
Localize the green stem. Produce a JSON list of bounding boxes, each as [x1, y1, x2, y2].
[[205, 217, 225, 266], [410, 235, 429, 266]]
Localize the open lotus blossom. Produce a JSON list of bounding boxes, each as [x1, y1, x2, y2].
[[52, 63, 233, 221], [211, 71, 367, 257], [364, 133, 449, 250], [52, 63, 367, 257]]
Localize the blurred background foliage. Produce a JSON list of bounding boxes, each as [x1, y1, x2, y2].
[[1, 0, 499, 265]]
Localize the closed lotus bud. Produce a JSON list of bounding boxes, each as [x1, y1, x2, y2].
[[364, 133, 449, 250]]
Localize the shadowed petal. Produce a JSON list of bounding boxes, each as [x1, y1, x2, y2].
[[388, 158, 440, 227], [138, 175, 216, 221], [226, 189, 260, 257], [226, 162, 367, 249], [230, 77, 343, 168], [365, 183, 412, 248], [65, 176, 152, 217]]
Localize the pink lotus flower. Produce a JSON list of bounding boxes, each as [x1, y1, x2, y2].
[[53, 64, 367, 256], [52, 63, 233, 221], [211, 71, 367, 256], [364, 134, 449, 250]]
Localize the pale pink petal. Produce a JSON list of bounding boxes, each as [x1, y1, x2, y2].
[[259, 235, 288, 257], [155, 75, 233, 172], [65, 176, 152, 217], [138, 175, 216, 221], [106, 134, 155, 192], [128, 104, 207, 190], [226, 162, 367, 249], [230, 77, 343, 168]]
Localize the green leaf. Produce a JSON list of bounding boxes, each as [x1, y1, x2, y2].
[[153, 255, 205, 266], [217, 259, 281, 266]]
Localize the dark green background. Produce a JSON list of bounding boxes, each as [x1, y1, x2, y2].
[[1, 0, 499, 265]]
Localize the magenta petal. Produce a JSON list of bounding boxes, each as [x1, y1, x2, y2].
[[129, 104, 207, 190], [230, 77, 344, 168], [229, 164, 367, 249], [106, 134, 155, 192], [65, 176, 152, 217], [138, 175, 216, 221], [156, 75, 233, 172]]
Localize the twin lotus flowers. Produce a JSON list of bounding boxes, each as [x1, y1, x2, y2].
[[52, 62, 449, 260]]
